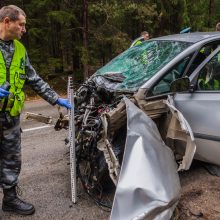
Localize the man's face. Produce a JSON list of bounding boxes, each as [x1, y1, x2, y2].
[[143, 33, 149, 41], [6, 14, 26, 40]]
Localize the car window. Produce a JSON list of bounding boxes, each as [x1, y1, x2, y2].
[[186, 41, 220, 76], [150, 56, 191, 95], [197, 51, 220, 90], [94, 40, 192, 91]]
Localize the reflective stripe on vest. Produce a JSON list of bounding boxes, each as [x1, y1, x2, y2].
[[0, 40, 26, 116]]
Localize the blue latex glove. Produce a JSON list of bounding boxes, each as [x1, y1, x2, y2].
[[0, 88, 10, 98], [56, 98, 72, 109]]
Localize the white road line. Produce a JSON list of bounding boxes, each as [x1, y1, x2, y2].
[[23, 125, 53, 132]]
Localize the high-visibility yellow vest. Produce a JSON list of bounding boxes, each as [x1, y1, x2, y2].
[[199, 78, 219, 90], [0, 40, 26, 116], [134, 40, 142, 46], [218, 53, 220, 62]]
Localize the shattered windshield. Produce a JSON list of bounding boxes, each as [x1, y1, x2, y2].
[[94, 40, 192, 91]]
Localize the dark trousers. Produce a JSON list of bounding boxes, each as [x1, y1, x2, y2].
[[0, 112, 21, 189]]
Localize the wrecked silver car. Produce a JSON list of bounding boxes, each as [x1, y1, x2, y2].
[[50, 32, 220, 219], [70, 32, 220, 219]]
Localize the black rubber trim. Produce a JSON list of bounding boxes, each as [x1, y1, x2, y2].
[[194, 132, 220, 142]]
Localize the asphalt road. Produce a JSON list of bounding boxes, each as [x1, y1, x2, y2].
[[0, 99, 109, 220]]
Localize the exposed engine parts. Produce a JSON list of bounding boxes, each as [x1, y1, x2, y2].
[[73, 81, 129, 208]]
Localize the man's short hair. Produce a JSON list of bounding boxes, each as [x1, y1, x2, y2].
[[141, 31, 149, 36], [216, 22, 220, 31], [0, 5, 26, 22]]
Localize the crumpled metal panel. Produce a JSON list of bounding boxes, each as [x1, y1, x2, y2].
[[165, 96, 196, 171], [110, 97, 181, 220]]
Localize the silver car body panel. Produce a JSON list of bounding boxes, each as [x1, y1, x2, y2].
[[155, 32, 220, 43], [173, 92, 220, 165], [110, 97, 181, 220]]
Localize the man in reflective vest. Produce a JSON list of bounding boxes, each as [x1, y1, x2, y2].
[[0, 5, 71, 215], [134, 31, 150, 46]]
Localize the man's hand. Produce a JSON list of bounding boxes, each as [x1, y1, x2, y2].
[[0, 88, 10, 98], [56, 98, 72, 109]]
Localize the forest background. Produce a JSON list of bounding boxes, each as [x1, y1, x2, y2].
[[1, 0, 220, 89]]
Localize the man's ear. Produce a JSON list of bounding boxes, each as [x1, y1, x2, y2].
[[4, 17, 11, 25]]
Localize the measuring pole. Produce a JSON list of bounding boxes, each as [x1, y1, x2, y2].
[[68, 76, 77, 203]]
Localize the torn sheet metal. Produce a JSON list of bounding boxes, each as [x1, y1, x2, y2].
[[110, 97, 180, 220], [98, 114, 120, 185], [165, 96, 196, 171]]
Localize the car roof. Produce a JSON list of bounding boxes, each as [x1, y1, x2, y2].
[[153, 32, 220, 43]]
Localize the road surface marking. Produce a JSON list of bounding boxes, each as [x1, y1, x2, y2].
[[23, 125, 53, 132]]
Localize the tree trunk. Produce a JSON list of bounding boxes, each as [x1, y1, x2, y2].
[[83, 0, 89, 80], [208, 0, 215, 28]]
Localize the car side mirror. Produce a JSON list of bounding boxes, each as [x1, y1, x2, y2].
[[170, 77, 190, 92]]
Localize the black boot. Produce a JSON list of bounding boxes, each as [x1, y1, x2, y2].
[[2, 186, 35, 215]]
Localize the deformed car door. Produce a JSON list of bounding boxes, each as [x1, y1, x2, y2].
[[173, 47, 220, 165]]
